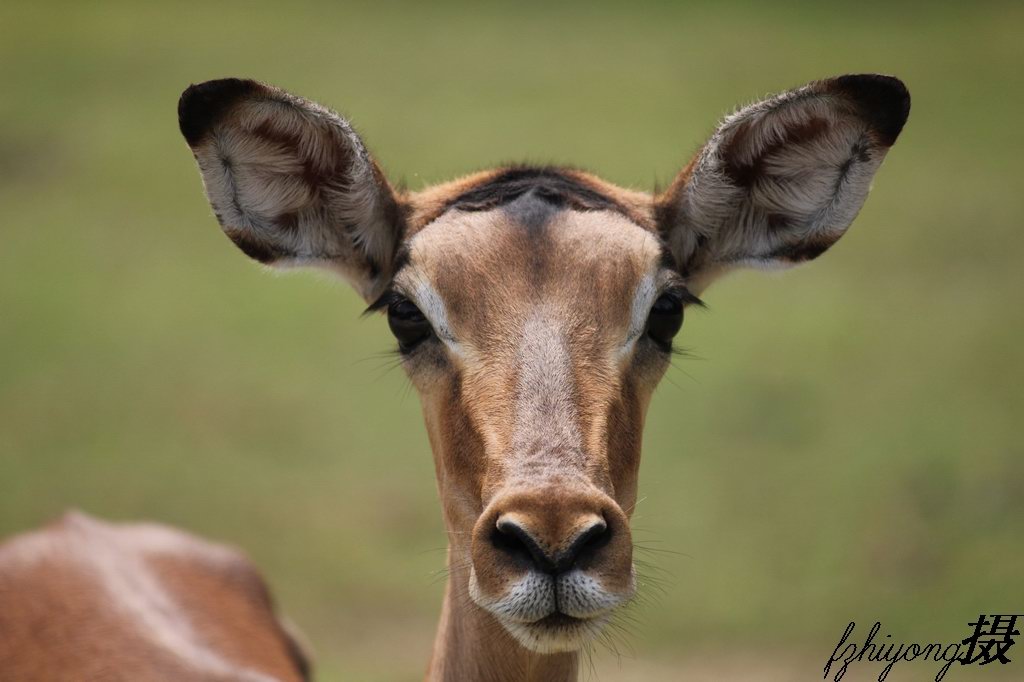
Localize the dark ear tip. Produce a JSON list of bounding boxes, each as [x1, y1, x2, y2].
[[831, 74, 911, 147], [178, 78, 262, 147]]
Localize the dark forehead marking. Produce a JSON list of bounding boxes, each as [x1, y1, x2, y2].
[[501, 189, 560, 237], [445, 166, 627, 216]]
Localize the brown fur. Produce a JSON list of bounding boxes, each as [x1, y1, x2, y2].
[[396, 206, 669, 675], [0, 512, 309, 682]]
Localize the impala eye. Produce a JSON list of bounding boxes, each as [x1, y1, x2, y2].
[[387, 297, 433, 353], [645, 291, 685, 351]]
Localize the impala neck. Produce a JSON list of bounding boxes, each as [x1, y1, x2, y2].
[[426, 559, 578, 682]]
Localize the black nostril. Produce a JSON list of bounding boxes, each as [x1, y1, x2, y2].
[[558, 519, 610, 572], [491, 516, 611, 575], [492, 518, 556, 573]]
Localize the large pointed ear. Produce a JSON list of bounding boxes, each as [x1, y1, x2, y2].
[[178, 78, 404, 301], [656, 74, 910, 292]]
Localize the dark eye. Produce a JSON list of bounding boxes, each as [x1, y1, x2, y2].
[[645, 292, 684, 351], [387, 298, 433, 353]]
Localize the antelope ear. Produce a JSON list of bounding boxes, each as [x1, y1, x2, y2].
[[656, 74, 910, 293], [178, 78, 404, 302]]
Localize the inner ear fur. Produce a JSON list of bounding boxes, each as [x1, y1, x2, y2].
[[656, 74, 910, 288], [178, 78, 404, 301]]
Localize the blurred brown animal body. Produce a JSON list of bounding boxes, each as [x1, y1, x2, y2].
[[0, 512, 309, 682], [0, 75, 908, 682], [172, 74, 908, 681]]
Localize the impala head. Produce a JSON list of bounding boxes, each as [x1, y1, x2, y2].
[[179, 75, 908, 654]]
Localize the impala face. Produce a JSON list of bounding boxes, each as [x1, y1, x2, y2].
[[393, 197, 680, 651], [178, 75, 908, 657]]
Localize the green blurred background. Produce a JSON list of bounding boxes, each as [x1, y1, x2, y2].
[[2, 1, 1022, 679]]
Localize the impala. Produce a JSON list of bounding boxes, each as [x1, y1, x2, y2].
[[0, 511, 309, 682], [175, 74, 909, 681]]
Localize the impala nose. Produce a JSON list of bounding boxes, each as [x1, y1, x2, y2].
[[469, 486, 635, 625], [474, 485, 632, 581], [492, 514, 609, 574]]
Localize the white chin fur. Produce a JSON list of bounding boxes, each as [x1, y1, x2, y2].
[[468, 567, 623, 652], [501, 614, 610, 654]]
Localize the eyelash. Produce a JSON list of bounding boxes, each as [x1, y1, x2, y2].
[[364, 290, 405, 316], [663, 286, 704, 308]]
